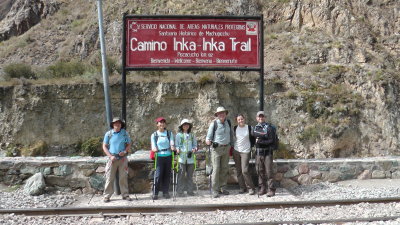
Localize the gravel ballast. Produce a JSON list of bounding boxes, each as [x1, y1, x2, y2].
[[1, 180, 400, 224]]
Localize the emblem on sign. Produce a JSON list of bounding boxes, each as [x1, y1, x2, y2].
[[246, 22, 257, 35], [129, 21, 138, 32]]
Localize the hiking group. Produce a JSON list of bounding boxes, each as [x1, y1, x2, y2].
[[101, 106, 279, 202]]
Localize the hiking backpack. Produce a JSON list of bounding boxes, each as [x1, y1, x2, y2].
[[267, 123, 279, 150]]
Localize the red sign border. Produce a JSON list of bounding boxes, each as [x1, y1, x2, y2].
[[122, 15, 263, 72]]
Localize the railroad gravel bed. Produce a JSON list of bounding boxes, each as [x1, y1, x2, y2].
[[1, 181, 400, 224], [0, 190, 76, 209]]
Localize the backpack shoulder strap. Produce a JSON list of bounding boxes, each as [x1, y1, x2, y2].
[[153, 131, 158, 145], [107, 129, 113, 138], [212, 120, 217, 142], [248, 125, 255, 147], [166, 130, 170, 141], [234, 125, 238, 134], [227, 119, 231, 129], [105, 130, 113, 144]]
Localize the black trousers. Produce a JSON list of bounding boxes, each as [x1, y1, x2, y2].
[[154, 155, 172, 195]]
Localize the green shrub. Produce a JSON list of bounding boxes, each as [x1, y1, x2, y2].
[[197, 74, 214, 86], [46, 60, 87, 78], [285, 91, 298, 99], [274, 142, 295, 159], [5, 144, 20, 157], [21, 140, 48, 156], [81, 137, 103, 157], [92, 54, 121, 75], [298, 125, 332, 144], [298, 126, 320, 143], [4, 63, 36, 79]]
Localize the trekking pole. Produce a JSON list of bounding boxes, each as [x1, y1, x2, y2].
[[152, 152, 158, 202], [174, 154, 178, 201], [257, 147, 260, 198], [208, 144, 212, 197], [88, 192, 95, 205], [194, 153, 199, 195], [172, 151, 176, 201]]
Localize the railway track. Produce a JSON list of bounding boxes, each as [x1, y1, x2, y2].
[[1, 197, 400, 217]]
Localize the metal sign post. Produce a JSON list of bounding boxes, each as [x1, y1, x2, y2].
[[96, 0, 112, 125]]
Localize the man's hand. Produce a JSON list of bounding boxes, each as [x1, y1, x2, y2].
[[118, 151, 127, 157], [206, 140, 211, 146], [151, 148, 157, 152], [110, 155, 117, 162]]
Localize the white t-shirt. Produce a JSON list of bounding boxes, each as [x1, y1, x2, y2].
[[234, 125, 251, 153]]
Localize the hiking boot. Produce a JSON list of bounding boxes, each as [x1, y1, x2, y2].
[[212, 192, 219, 198], [248, 189, 256, 195], [103, 198, 110, 203], [258, 188, 266, 196], [123, 196, 132, 201], [239, 189, 247, 194], [187, 192, 195, 196], [267, 189, 276, 197], [219, 190, 229, 195], [153, 195, 158, 200], [163, 193, 171, 199]]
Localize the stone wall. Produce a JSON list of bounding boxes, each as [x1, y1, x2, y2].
[[1, 152, 399, 194]]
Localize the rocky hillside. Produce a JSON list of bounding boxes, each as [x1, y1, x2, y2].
[[0, 0, 399, 158]]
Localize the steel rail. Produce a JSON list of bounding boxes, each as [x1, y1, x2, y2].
[[220, 215, 400, 225], [1, 197, 400, 216]]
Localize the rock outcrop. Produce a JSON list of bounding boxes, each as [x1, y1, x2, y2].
[[0, 0, 59, 41]]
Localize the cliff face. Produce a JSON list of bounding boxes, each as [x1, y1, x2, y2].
[[0, 81, 260, 156], [1, 78, 400, 158], [0, 0, 399, 158]]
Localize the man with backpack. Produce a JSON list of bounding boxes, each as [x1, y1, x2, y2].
[[102, 117, 132, 202], [252, 111, 278, 197], [206, 106, 234, 198]]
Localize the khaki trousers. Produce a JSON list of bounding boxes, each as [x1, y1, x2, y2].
[[211, 145, 230, 193], [233, 150, 255, 191], [177, 163, 195, 194], [104, 157, 129, 199]]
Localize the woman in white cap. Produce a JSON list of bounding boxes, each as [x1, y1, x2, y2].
[[175, 119, 198, 196]]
